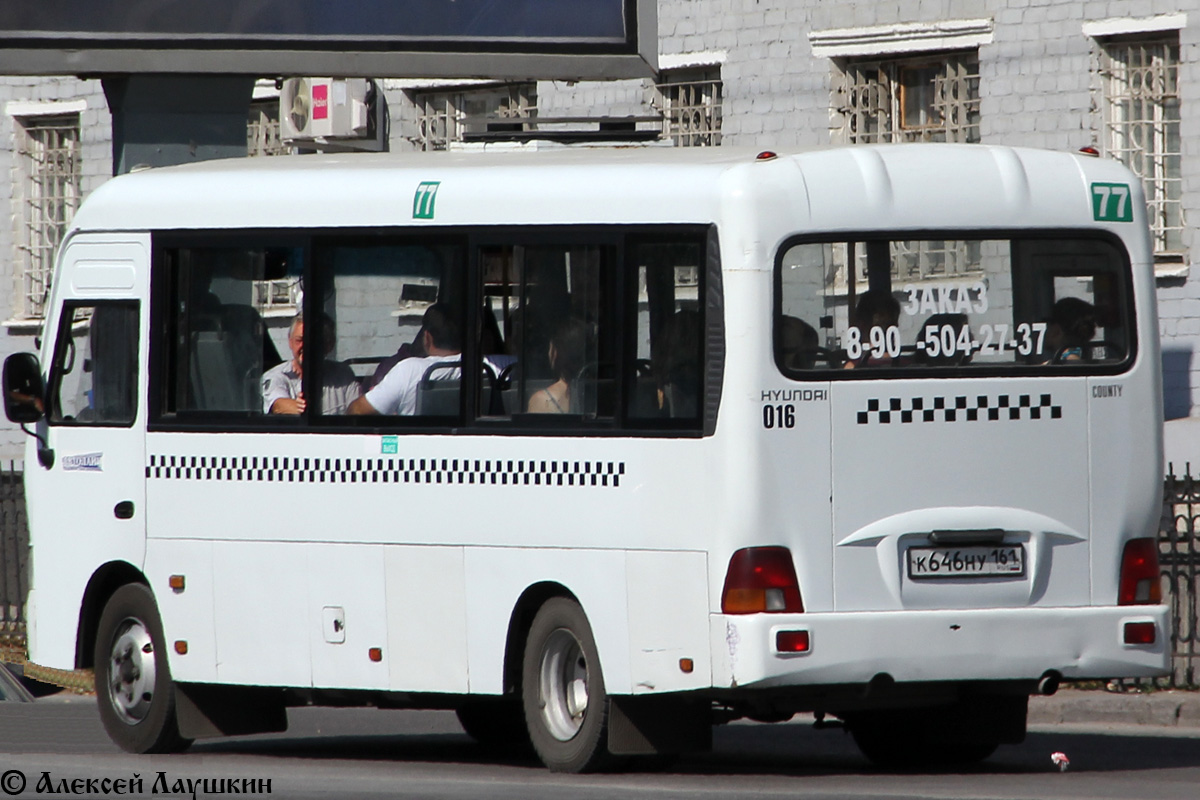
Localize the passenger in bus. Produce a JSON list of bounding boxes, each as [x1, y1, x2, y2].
[[844, 289, 902, 369], [915, 313, 972, 367], [779, 315, 820, 370], [348, 303, 463, 416], [261, 313, 362, 415], [527, 318, 588, 414], [1044, 297, 1097, 363], [368, 326, 426, 390]]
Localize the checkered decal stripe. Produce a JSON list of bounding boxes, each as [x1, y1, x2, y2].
[[146, 455, 625, 487], [857, 394, 1063, 424]]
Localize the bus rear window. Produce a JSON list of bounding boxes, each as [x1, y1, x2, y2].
[[775, 236, 1133, 376]]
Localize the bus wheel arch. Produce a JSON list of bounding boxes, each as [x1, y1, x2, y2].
[[502, 581, 577, 696], [75, 561, 148, 670], [454, 582, 576, 752]]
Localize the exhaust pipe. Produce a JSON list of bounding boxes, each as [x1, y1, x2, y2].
[[1037, 671, 1061, 696]]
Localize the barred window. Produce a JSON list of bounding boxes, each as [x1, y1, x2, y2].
[[14, 114, 81, 320], [655, 67, 722, 147], [1097, 35, 1183, 263], [247, 99, 289, 158], [832, 52, 980, 144], [412, 84, 536, 151]]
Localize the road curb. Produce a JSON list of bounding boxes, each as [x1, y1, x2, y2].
[[1030, 690, 1200, 728]]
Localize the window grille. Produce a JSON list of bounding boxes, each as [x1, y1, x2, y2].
[[654, 68, 722, 147], [823, 239, 986, 294], [833, 52, 980, 144], [413, 84, 536, 151], [1098, 35, 1183, 261], [247, 100, 288, 158], [15, 115, 80, 319]]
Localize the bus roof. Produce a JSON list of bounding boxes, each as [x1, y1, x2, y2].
[[68, 144, 1147, 248]]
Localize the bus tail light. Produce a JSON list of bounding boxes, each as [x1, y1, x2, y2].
[[722, 547, 804, 614], [1118, 538, 1162, 605]]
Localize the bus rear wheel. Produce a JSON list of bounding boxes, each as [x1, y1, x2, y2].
[[94, 583, 192, 754], [521, 597, 612, 773], [848, 705, 1003, 769]]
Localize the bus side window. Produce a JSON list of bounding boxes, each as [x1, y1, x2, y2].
[[314, 240, 467, 419], [161, 246, 293, 415], [49, 302, 139, 426], [482, 243, 615, 422], [627, 241, 704, 423]]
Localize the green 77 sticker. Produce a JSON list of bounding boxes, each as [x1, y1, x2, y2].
[[413, 181, 441, 219], [1091, 182, 1133, 222]]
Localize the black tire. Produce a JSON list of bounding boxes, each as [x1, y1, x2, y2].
[[456, 697, 532, 752], [521, 597, 612, 773], [849, 709, 998, 769], [93, 583, 192, 754]]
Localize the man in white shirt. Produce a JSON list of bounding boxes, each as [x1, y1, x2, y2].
[[262, 314, 362, 415], [348, 303, 461, 416]]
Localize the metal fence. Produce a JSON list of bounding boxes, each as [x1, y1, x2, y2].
[[1155, 467, 1200, 688], [0, 464, 1195, 687], [0, 462, 28, 652]]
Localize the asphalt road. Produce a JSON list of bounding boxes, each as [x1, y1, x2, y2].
[[1, 695, 1199, 800]]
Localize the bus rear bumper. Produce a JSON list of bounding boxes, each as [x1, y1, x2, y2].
[[711, 605, 1171, 690]]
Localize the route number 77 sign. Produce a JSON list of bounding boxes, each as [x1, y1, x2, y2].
[[1091, 182, 1134, 223]]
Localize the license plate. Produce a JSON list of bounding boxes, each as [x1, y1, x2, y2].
[[907, 545, 1025, 579]]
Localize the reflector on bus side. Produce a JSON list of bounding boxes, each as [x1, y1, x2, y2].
[[721, 547, 804, 614]]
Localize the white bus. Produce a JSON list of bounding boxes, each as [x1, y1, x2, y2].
[[3, 144, 1168, 771]]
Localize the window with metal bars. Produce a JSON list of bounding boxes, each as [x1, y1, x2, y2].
[[654, 67, 722, 147], [412, 84, 536, 151], [247, 99, 289, 158], [1097, 35, 1183, 263], [832, 52, 980, 144], [14, 114, 80, 319]]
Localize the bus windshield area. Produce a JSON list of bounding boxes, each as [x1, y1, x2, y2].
[[775, 235, 1133, 376]]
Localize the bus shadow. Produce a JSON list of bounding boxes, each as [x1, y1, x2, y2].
[[193, 715, 1200, 777]]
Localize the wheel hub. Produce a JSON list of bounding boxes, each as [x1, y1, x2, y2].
[[539, 628, 589, 741], [107, 617, 156, 726]]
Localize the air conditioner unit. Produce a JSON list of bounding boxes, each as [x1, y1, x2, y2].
[[280, 77, 374, 140]]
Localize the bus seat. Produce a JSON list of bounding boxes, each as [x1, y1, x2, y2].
[[416, 361, 461, 416], [220, 303, 276, 375], [190, 331, 253, 411], [415, 360, 504, 416]]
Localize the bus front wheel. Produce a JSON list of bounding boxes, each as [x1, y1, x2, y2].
[[521, 597, 612, 773], [93, 583, 193, 754]]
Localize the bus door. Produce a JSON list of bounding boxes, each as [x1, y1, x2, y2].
[[36, 237, 149, 615]]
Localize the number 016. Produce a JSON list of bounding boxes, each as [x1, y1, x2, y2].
[[763, 404, 796, 429]]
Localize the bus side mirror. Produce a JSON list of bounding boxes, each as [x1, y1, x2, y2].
[[3, 352, 46, 424]]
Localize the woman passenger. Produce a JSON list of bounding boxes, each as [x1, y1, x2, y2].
[[527, 319, 588, 414]]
